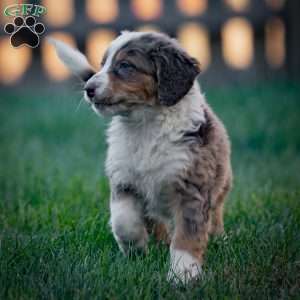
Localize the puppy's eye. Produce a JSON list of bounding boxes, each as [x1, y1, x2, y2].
[[115, 61, 136, 77]]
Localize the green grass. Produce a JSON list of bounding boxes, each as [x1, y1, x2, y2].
[[0, 81, 299, 299]]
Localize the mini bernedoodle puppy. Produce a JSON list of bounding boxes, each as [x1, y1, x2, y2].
[[51, 31, 232, 284]]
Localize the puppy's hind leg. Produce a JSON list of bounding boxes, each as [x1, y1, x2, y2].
[[210, 201, 225, 236], [145, 219, 171, 245], [110, 190, 148, 255], [210, 179, 231, 236]]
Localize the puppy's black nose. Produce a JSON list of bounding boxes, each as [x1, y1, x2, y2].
[[85, 87, 95, 98]]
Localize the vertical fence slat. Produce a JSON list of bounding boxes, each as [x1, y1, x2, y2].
[[286, 0, 300, 79]]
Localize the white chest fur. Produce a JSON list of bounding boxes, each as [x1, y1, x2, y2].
[[105, 84, 206, 217]]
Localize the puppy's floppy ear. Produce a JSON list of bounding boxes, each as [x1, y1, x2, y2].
[[48, 38, 95, 82], [150, 45, 200, 106]]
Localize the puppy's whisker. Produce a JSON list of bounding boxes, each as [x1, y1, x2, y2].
[[75, 97, 84, 112]]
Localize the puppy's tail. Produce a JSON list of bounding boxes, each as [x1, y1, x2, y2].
[[48, 38, 95, 82]]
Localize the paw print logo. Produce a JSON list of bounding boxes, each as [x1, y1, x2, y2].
[[4, 16, 45, 48]]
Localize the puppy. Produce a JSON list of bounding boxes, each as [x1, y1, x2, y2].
[[50, 31, 232, 284]]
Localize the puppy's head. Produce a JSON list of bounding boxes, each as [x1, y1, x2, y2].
[[50, 31, 200, 116]]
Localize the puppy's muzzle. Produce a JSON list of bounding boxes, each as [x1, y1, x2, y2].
[[84, 81, 97, 100]]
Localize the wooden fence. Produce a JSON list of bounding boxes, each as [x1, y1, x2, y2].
[[0, 0, 298, 85]]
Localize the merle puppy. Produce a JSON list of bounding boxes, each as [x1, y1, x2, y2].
[[50, 31, 232, 284]]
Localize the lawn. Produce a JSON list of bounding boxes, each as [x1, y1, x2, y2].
[[0, 81, 299, 299]]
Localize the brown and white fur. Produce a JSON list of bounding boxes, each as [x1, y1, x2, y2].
[[50, 31, 232, 284]]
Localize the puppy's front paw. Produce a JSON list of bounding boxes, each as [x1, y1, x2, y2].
[[167, 248, 202, 284]]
